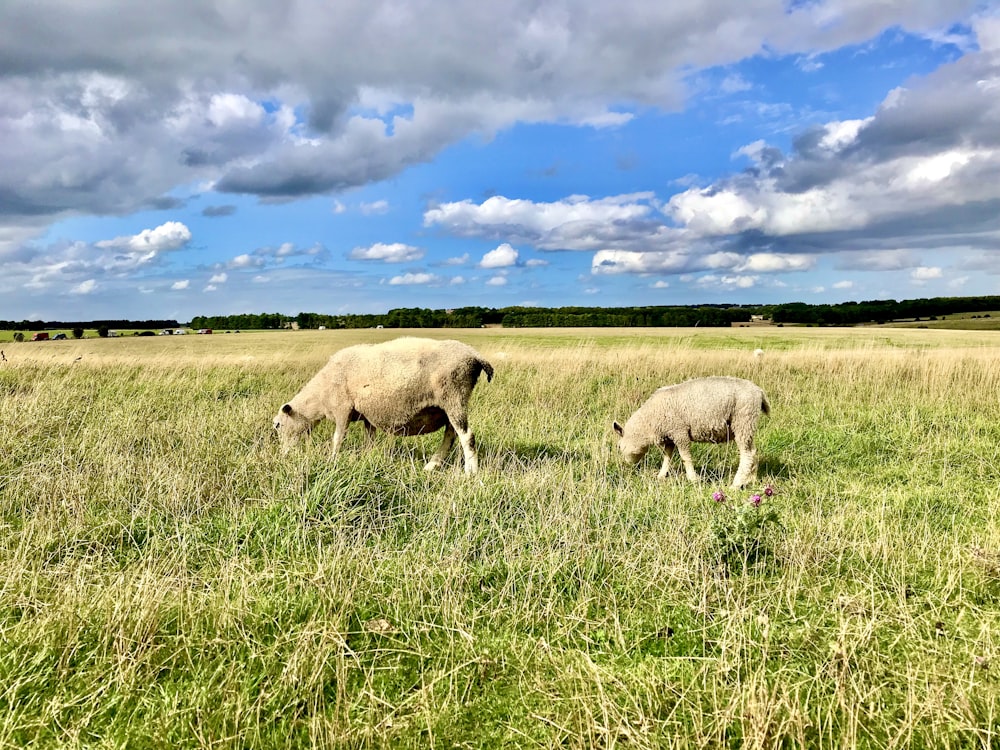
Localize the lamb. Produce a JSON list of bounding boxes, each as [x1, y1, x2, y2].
[[273, 337, 494, 474], [613, 376, 770, 488]]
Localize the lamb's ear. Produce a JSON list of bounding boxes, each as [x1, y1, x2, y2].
[[281, 403, 294, 415], [612, 421, 624, 436]]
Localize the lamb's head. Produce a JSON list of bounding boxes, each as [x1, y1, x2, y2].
[[612, 421, 648, 465], [273, 403, 313, 446]]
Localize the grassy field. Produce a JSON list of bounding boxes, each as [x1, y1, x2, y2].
[[2, 326, 1000, 748]]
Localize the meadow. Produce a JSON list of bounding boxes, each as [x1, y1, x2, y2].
[[1, 326, 999, 748]]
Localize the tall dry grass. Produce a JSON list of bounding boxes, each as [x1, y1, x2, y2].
[[1, 328, 999, 748]]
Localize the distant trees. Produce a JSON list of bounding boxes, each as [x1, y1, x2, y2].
[[72, 328, 84, 339]]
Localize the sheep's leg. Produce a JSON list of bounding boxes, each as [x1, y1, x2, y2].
[[657, 444, 675, 479], [424, 424, 457, 471], [731, 434, 757, 489], [330, 413, 352, 459], [442, 409, 479, 475], [674, 438, 701, 483], [361, 418, 377, 443]]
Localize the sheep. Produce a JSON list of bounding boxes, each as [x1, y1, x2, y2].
[[613, 376, 770, 488], [273, 337, 494, 474]]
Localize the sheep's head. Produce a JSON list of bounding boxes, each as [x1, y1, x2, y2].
[[273, 403, 313, 447], [612, 421, 648, 465]]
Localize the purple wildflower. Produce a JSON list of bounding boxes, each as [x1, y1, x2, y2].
[[763, 484, 776, 497], [712, 491, 726, 503], [749, 493, 763, 507]]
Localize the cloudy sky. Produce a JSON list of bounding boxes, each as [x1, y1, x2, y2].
[[2, 1, 999, 321]]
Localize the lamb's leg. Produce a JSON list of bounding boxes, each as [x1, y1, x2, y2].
[[657, 444, 675, 479], [731, 435, 757, 489], [674, 437, 701, 483], [424, 424, 457, 471], [455, 425, 478, 474]]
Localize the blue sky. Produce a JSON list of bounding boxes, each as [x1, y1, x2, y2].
[[1, 1, 998, 322]]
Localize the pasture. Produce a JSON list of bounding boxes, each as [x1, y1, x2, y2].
[[1, 327, 999, 748]]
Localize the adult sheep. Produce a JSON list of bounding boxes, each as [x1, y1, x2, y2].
[[613, 376, 770, 488], [274, 337, 494, 474]]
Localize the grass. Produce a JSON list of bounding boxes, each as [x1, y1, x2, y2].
[[2, 327, 1000, 748]]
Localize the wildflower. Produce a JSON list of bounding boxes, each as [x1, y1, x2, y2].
[[712, 491, 726, 503], [749, 493, 762, 507], [763, 484, 776, 497]]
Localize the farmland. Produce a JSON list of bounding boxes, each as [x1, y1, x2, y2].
[[1, 327, 999, 748]]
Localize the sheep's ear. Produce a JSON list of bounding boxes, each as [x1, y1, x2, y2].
[[281, 403, 294, 415], [612, 421, 624, 436]]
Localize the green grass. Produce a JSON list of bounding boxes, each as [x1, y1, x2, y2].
[[2, 328, 1000, 748]]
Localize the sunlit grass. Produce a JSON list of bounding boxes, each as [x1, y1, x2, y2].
[[2, 328, 1000, 747]]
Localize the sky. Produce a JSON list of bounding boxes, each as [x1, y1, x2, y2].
[[2, 1, 999, 322]]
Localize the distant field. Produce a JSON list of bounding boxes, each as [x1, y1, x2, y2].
[[879, 311, 1000, 331], [2, 327, 1000, 748]]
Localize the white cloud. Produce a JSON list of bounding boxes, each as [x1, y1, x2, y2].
[[832, 280, 854, 289], [209, 272, 228, 284], [95, 221, 192, 255], [480, 243, 519, 268], [203, 284, 218, 292], [388, 272, 439, 285], [171, 280, 190, 290], [443, 253, 469, 266], [425, 193, 659, 251], [735, 253, 815, 273], [350, 242, 424, 262], [525, 258, 549, 267], [70, 279, 97, 295], [651, 280, 670, 288], [449, 275, 466, 285], [360, 200, 390, 215], [911, 266, 943, 282], [485, 275, 508, 286], [949, 276, 970, 290]]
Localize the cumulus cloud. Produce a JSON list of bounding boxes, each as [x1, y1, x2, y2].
[[209, 272, 228, 283], [424, 193, 660, 251], [228, 242, 328, 269], [349, 242, 423, 263], [70, 279, 98, 295], [95, 221, 191, 257], [388, 272, 440, 285], [360, 200, 390, 215], [480, 243, 519, 268], [911, 266, 943, 283], [486, 275, 508, 286], [171, 280, 190, 290]]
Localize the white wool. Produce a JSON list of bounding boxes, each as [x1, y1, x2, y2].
[[614, 376, 770, 489], [274, 337, 493, 474]]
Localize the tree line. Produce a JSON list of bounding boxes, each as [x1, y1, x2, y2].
[[190, 296, 1000, 330], [760, 296, 1000, 326], [8, 296, 1000, 334], [0, 318, 180, 332], [188, 305, 755, 331]]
